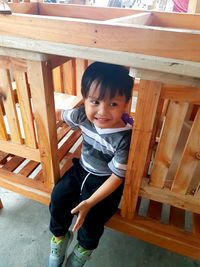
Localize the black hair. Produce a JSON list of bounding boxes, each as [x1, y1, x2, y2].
[[81, 62, 134, 103]]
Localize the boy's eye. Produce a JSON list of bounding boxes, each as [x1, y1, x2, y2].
[[91, 100, 100, 105], [110, 102, 118, 107]]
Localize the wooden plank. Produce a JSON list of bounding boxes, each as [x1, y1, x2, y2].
[[2, 37, 200, 80], [171, 108, 200, 194], [135, 69, 200, 87], [0, 68, 22, 144], [57, 124, 71, 142], [106, 211, 200, 261], [2, 155, 25, 172], [27, 60, 60, 186], [0, 151, 9, 165], [0, 56, 27, 72], [14, 70, 37, 148], [150, 101, 189, 188], [53, 66, 64, 93], [63, 59, 76, 95], [193, 213, 200, 235], [2, 14, 200, 62], [19, 160, 39, 177], [50, 56, 71, 69], [162, 85, 200, 105], [169, 206, 185, 229], [106, 12, 152, 25], [140, 178, 200, 214], [0, 99, 8, 141], [58, 130, 81, 160], [151, 11, 200, 30], [0, 171, 50, 205], [121, 80, 162, 219], [0, 139, 40, 162], [75, 58, 88, 96], [38, 3, 141, 20]]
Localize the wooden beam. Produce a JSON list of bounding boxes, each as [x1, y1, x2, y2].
[[0, 140, 40, 161], [1, 36, 200, 79], [106, 211, 200, 261], [1, 14, 200, 62], [140, 178, 200, 214]]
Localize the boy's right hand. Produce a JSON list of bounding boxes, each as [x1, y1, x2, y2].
[[71, 200, 92, 232]]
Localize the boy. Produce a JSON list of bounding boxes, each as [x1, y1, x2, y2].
[[49, 62, 134, 267]]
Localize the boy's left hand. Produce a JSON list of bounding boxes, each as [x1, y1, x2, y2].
[[71, 200, 92, 232]]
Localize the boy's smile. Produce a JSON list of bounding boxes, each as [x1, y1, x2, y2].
[[84, 85, 128, 129]]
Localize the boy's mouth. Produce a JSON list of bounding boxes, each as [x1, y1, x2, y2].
[[94, 117, 110, 122]]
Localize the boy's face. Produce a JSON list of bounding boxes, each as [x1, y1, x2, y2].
[[84, 85, 128, 129]]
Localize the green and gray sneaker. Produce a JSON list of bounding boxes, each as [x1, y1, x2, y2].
[[48, 231, 73, 267], [65, 243, 93, 267]]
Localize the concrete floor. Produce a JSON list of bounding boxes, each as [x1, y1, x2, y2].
[[0, 187, 200, 267]]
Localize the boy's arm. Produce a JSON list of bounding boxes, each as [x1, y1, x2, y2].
[[71, 174, 123, 232]]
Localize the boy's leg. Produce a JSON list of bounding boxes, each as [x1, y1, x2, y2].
[[65, 182, 123, 267], [49, 160, 87, 267], [78, 183, 123, 250]]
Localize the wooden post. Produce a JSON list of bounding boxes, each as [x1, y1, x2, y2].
[[121, 80, 163, 219], [27, 60, 60, 188]]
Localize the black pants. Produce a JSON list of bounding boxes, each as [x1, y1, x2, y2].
[[49, 158, 123, 250]]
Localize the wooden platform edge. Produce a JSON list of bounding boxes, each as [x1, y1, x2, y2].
[[106, 210, 200, 261]]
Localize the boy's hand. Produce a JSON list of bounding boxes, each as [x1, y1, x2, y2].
[[71, 200, 92, 232]]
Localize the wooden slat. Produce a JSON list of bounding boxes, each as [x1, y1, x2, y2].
[[2, 155, 25, 172], [171, 108, 200, 194], [169, 206, 185, 229], [0, 100, 8, 140], [0, 68, 22, 144], [19, 160, 39, 177], [27, 60, 60, 186], [140, 178, 200, 214], [75, 58, 88, 96], [14, 70, 37, 148], [57, 124, 71, 142], [0, 56, 27, 72], [0, 151, 9, 165], [150, 101, 189, 188], [193, 213, 200, 235], [53, 66, 64, 93], [162, 85, 200, 105], [0, 139, 40, 162], [58, 130, 81, 161], [63, 59, 76, 95], [0, 170, 50, 205], [121, 80, 162, 219]]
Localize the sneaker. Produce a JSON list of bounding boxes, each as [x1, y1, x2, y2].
[[48, 231, 73, 267], [65, 244, 93, 267]]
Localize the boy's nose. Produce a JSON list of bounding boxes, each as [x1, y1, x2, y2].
[[97, 103, 108, 116]]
